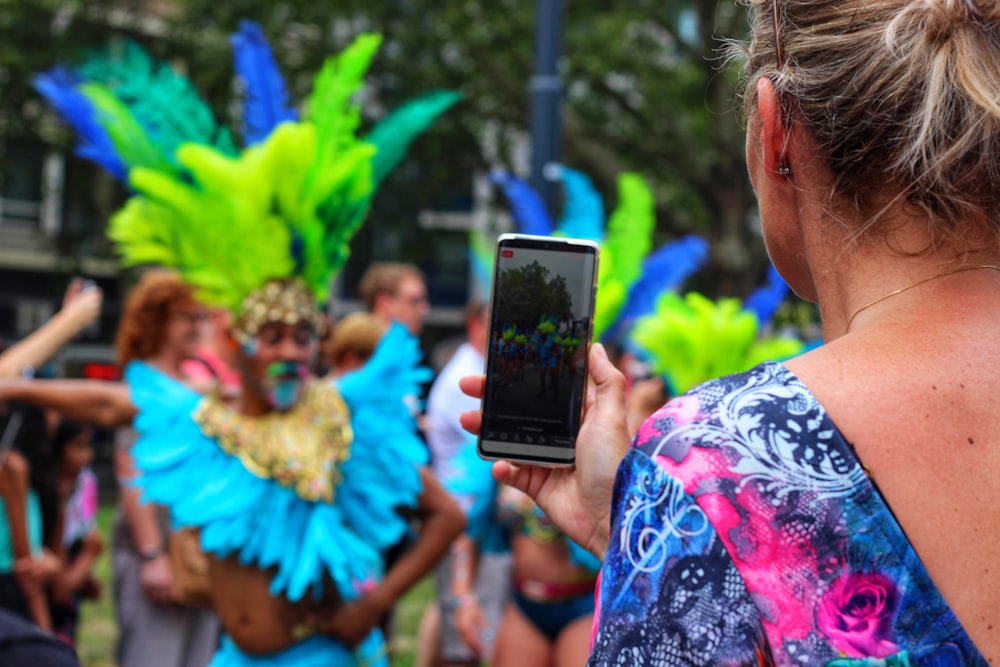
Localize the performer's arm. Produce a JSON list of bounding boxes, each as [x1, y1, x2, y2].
[[0, 379, 136, 428], [0, 281, 102, 378], [316, 466, 466, 646]]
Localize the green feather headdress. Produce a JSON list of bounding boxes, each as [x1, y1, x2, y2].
[[631, 291, 804, 396], [36, 21, 459, 319]]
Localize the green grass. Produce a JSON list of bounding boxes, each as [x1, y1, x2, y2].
[[76, 507, 116, 667], [75, 506, 435, 666]]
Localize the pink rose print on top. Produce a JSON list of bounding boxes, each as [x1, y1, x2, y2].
[[818, 572, 900, 658]]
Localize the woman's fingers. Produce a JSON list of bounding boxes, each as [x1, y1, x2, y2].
[[492, 460, 555, 503], [459, 374, 485, 399], [588, 343, 626, 411], [459, 409, 482, 435], [459, 374, 485, 434]]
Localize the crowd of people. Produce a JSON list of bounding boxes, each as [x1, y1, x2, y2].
[[3, 0, 1000, 665], [0, 262, 616, 667]]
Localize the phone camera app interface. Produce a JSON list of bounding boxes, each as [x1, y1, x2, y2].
[[484, 245, 595, 448]]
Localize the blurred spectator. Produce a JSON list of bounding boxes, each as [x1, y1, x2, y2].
[[0, 278, 103, 379], [419, 300, 512, 667], [111, 270, 220, 667], [359, 263, 430, 336], [0, 607, 80, 666]]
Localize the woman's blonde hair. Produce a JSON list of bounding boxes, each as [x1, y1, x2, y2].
[[737, 0, 1000, 241]]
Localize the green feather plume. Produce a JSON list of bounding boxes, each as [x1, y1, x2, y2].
[[366, 90, 462, 188], [110, 125, 308, 311], [631, 292, 804, 396], [78, 40, 237, 161], [593, 173, 655, 340], [78, 84, 174, 174], [51, 28, 455, 317], [305, 33, 381, 173]]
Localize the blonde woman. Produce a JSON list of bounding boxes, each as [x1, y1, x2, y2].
[[464, 0, 1000, 663]]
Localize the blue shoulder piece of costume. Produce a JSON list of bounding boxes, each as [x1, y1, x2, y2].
[[126, 323, 430, 604], [335, 323, 431, 552]]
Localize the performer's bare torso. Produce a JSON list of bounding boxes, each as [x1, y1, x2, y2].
[[209, 556, 334, 654]]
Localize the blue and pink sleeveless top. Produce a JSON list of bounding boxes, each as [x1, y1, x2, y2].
[[590, 362, 988, 666]]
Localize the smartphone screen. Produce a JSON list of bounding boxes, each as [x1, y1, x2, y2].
[[479, 234, 599, 466]]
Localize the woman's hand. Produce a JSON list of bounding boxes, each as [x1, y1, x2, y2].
[[460, 343, 630, 559], [60, 278, 103, 331], [140, 553, 174, 604]]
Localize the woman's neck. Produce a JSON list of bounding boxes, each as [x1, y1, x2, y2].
[[809, 226, 1000, 341]]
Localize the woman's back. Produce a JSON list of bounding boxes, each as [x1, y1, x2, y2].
[[787, 292, 1000, 663], [592, 352, 992, 665]]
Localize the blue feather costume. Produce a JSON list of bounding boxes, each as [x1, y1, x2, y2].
[[128, 325, 430, 666]]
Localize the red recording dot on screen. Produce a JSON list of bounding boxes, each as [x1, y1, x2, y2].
[[501, 250, 514, 258]]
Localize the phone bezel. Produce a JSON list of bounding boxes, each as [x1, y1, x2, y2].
[[478, 233, 599, 467]]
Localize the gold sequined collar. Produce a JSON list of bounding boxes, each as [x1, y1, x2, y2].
[[193, 382, 353, 502]]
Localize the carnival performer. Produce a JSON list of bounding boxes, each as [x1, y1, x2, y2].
[[35, 19, 463, 667]]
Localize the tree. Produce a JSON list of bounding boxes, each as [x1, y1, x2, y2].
[[3, 0, 768, 296], [496, 260, 572, 332]]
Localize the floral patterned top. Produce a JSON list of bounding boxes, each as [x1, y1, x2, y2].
[[591, 362, 988, 667]]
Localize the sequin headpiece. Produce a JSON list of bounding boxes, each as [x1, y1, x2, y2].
[[36, 21, 459, 339], [235, 279, 326, 344]]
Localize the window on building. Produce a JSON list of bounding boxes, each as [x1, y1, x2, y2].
[[0, 138, 45, 227]]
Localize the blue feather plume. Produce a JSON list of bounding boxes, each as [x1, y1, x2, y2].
[[33, 68, 129, 182], [604, 234, 710, 344], [490, 171, 553, 237], [555, 168, 604, 241], [743, 264, 790, 327], [231, 20, 298, 146]]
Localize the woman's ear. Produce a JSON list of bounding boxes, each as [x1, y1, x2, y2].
[[755, 77, 791, 179]]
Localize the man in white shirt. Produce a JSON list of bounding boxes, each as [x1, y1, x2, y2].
[[422, 301, 510, 667]]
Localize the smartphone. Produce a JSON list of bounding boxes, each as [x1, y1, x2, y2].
[[478, 234, 599, 466]]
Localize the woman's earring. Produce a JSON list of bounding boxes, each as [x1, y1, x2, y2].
[[778, 165, 791, 176]]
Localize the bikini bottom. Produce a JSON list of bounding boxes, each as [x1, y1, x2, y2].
[[513, 579, 596, 642]]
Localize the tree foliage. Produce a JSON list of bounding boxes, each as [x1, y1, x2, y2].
[[496, 260, 572, 333], [1, 0, 769, 296]]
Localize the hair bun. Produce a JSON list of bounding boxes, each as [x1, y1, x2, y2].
[[922, 0, 1000, 40]]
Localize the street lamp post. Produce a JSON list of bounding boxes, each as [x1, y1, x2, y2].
[[529, 0, 564, 220]]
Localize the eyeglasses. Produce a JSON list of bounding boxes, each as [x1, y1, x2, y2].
[[174, 310, 210, 324], [772, 0, 786, 70], [402, 294, 429, 307]]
